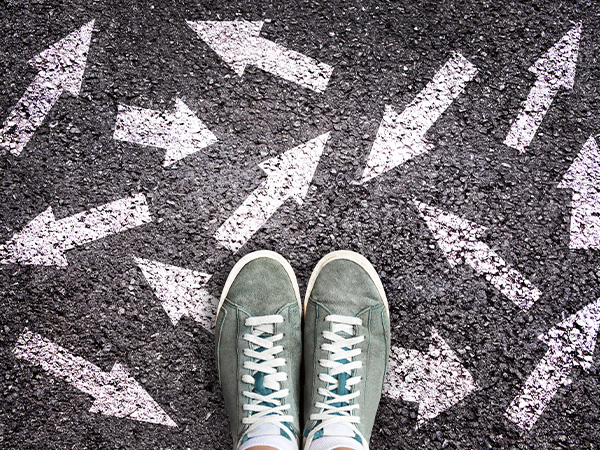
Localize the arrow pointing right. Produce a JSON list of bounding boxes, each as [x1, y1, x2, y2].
[[384, 328, 477, 426], [0, 20, 95, 156], [505, 298, 600, 430], [13, 328, 176, 427], [215, 132, 329, 253], [504, 24, 582, 152], [414, 200, 541, 310]]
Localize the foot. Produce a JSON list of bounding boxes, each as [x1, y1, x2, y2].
[[302, 251, 390, 450], [216, 251, 302, 450]]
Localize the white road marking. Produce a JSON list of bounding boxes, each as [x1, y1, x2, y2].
[[504, 24, 581, 152], [0, 193, 152, 267], [134, 257, 215, 329], [113, 98, 217, 167], [215, 132, 329, 253], [414, 200, 541, 310], [384, 327, 477, 426], [13, 328, 176, 427], [558, 136, 600, 250], [360, 53, 478, 183], [186, 20, 333, 92], [0, 20, 95, 156], [505, 297, 600, 430]]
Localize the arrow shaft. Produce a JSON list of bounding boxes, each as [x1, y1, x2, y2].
[[114, 104, 175, 149], [567, 196, 600, 250], [215, 176, 288, 252], [0, 73, 64, 156], [13, 329, 108, 399], [463, 242, 541, 310], [51, 193, 152, 251], [248, 36, 333, 92], [504, 78, 558, 152]]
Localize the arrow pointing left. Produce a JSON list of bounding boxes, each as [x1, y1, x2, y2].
[[14, 328, 176, 427], [0, 193, 152, 267], [384, 328, 477, 426], [215, 132, 329, 252], [0, 20, 95, 156], [114, 98, 217, 167]]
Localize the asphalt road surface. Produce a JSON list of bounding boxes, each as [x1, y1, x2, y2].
[[1, 0, 600, 449]]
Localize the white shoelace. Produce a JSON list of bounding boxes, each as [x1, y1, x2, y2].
[[242, 315, 294, 441], [306, 314, 367, 446]]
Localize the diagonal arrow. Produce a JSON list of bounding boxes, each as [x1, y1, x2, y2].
[[113, 98, 217, 167], [360, 53, 478, 183], [505, 298, 600, 430], [0, 193, 152, 267], [215, 132, 329, 253], [186, 20, 333, 92], [557, 135, 600, 249], [504, 23, 582, 152], [0, 20, 95, 156], [133, 257, 216, 329], [13, 328, 176, 427], [414, 200, 541, 310], [384, 327, 477, 426]]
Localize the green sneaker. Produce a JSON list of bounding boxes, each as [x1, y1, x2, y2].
[[302, 251, 390, 450], [216, 250, 302, 450]]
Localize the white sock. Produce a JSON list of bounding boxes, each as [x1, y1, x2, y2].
[[239, 424, 298, 450], [307, 435, 364, 450]]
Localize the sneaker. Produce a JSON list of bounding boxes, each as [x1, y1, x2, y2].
[[216, 250, 302, 450], [302, 251, 390, 450]]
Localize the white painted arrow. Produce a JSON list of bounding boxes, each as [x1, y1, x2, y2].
[[215, 132, 329, 253], [0, 193, 152, 267], [0, 20, 95, 156], [505, 297, 600, 430], [360, 53, 478, 183], [414, 200, 541, 310], [134, 257, 216, 329], [114, 98, 217, 167], [13, 328, 176, 427], [186, 20, 333, 92], [557, 136, 600, 250], [504, 24, 581, 152], [384, 327, 476, 426]]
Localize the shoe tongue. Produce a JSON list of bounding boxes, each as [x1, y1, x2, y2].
[[322, 423, 355, 437], [247, 423, 281, 438]]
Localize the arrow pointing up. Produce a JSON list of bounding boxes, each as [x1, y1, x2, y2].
[[384, 328, 477, 426], [14, 328, 176, 427], [504, 24, 582, 152], [114, 98, 217, 167], [414, 200, 541, 310], [557, 136, 600, 250], [134, 257, 216, 329], [0, 20, 95, 156], [215, 132, 329, 253], [505, 298, 600, 430], [187, 20, 333, 92], [0, 193, 152, 266], [360, 53, 478, 183]]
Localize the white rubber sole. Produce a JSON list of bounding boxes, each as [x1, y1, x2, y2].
[[303, 250, 389, 315], [217, 250, 302, 317]]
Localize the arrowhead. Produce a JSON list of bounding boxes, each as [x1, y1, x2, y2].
[[259, 132, 329, 204], [385, 328, 476, 426], [539, 297, 600, 371], [163, 99, 218, 167], [89, 362, 177, 427], [187, 20, 263, 76], [134, 257, 215, 328], [558, 136, 600, 194], [29, 20, 95, 96], [413, 200, 486, 267], [0, 207, 67, 266], [530, 23, 581, 89]]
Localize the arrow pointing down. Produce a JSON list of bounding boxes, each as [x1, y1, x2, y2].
[[215, 132, 329, 253], [14, 328, 176, 427], [0, 20, 95, 156], [187, 20, 333, 92]]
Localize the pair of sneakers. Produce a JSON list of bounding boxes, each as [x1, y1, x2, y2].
[[215, 250, 391, 450]]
